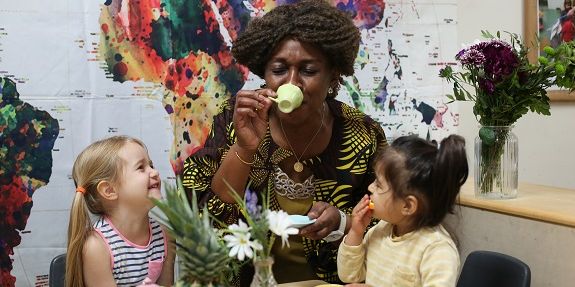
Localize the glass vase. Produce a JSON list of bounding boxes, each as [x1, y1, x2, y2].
[[250, 256, 278, 287], [474, 126, 518, 199]]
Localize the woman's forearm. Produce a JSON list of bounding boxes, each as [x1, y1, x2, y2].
[[211, 143, 256, 203]]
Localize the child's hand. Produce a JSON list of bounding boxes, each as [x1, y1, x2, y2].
[[350, 194, 372, 234], [344, 194, 372, 246]]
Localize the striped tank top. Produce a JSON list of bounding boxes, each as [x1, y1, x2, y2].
[[93, 216, 166, 286]]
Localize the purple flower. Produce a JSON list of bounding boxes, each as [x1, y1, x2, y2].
[[459, 49, 486, 66], [457, 40, 519, 83], [245, 188, 261, 219], [455, 48, 467, 60], [479, 78, 496, 94], [469, 40, 519, 82]]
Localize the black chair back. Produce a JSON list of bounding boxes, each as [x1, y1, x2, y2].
[[49, 253, 66, 287], [457, 250, 531, 287]]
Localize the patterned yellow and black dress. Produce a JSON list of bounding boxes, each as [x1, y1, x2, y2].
[[182, 96, 387, 284]]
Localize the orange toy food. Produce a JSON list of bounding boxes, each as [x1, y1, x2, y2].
[[368, 200, 375, 210]]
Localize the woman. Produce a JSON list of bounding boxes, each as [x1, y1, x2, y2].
[[182, 0, 387, 284]]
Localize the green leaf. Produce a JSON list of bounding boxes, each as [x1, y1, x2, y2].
[[439, 65, 453, 78], [453, 84, 467, 101]]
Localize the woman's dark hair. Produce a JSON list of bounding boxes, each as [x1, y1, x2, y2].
[[376, 134, 468, 229], [231, 0, 360, 80]]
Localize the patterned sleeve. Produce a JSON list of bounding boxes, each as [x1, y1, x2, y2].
[[365, 115, 388, 174], [358, 117, 388, 230], [353, 115, 388, 208], [181, 99, 239, 225]]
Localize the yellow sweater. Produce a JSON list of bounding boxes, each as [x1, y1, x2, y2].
[[337, 221, 459, 287]]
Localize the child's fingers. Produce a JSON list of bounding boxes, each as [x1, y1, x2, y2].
[[353, 195, 370, 211], [353, 205, 371, 221], [365, 209, 373, 220], [350, 206, 372, 234], [362, 194, 370, 203], [352, 203, 363, 214], [351, 195, 372, 228]]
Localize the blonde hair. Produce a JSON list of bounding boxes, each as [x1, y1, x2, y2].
[[65, 135, 146, 287]]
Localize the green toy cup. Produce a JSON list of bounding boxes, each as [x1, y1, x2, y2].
[[270, 83, 303, 113]]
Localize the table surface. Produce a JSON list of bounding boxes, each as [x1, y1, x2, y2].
[[458, 179, 575, 227], [278, 280, 335, 287]]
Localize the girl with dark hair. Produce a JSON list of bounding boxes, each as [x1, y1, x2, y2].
[[338, 134, 468, 287]]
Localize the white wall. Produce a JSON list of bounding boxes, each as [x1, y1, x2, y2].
[[455, 3, 575, 287], [457, 0, 575, 189]]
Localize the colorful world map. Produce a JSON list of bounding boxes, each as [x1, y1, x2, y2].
[[0, 1, 457, 285]]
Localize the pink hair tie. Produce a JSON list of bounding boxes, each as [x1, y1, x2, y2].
[[76, 186, 86, 194]]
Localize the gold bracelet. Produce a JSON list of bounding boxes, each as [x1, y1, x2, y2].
[[235, 151, 254, 166]]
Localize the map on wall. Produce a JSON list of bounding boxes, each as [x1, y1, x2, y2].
[[0, 0, 458, 286]]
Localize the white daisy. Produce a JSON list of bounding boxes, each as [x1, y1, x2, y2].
[[267, 210, 299, 248], [224, 220, 263, 261]]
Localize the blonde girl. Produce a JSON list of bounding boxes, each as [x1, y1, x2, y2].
[[66, 136, 174, 287]]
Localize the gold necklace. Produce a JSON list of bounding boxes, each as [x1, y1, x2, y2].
[[279, 104, 325, 173]]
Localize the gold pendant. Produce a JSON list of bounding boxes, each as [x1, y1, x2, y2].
[[294, 161, 304, 172]]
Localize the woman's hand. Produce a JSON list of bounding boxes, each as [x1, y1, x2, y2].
[[300, 202, 341, 240], [233, 89, 274, 152]]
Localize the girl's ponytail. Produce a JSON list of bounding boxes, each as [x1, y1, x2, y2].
[[429, 134, 469, 225], [65, 189, 93, 287]]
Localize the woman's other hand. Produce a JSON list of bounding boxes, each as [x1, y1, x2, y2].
[[300, 202, 341, 240], [211, 88, 274, 203], [233, 89, 274, 151]]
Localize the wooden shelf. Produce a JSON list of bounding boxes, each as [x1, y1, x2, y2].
[[458, 180, 575, 228]]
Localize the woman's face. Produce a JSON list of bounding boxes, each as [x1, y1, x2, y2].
[[264, 38, 336, 122]]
